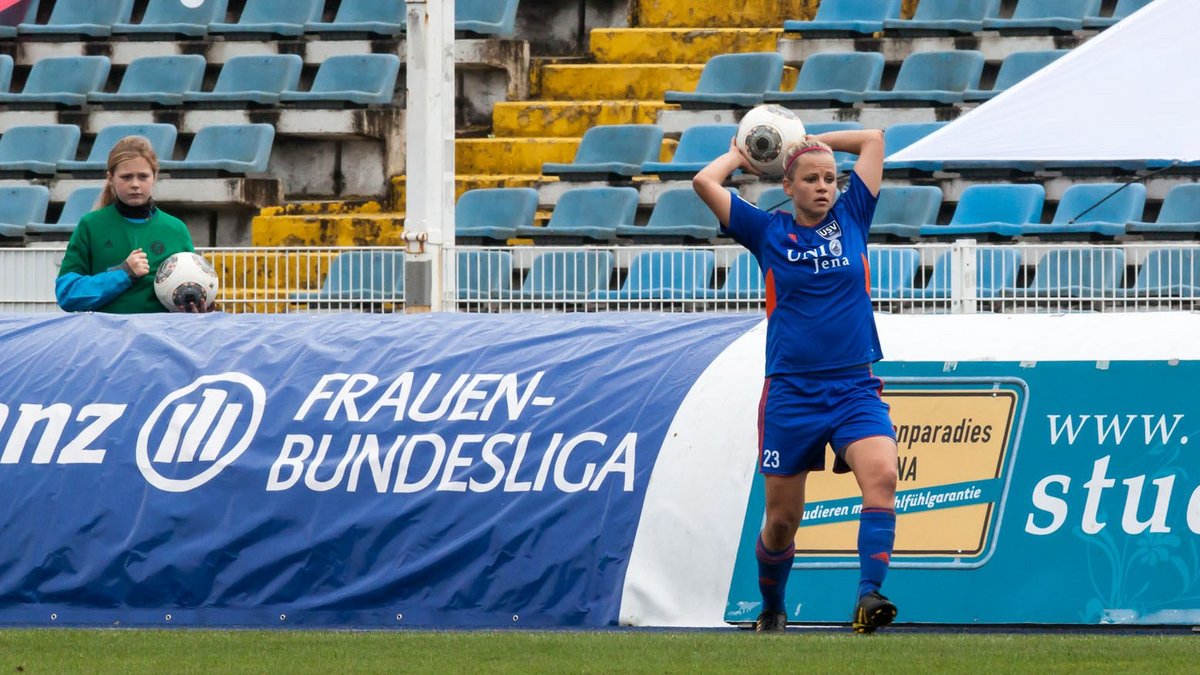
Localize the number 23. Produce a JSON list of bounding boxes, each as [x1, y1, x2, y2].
[[762, 449, 780, 469]]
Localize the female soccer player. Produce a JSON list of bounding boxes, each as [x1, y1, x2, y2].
[[693, 129, 899, 633], [56, 135, 207, 313]]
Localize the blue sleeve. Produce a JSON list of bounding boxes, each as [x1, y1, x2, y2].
[[724, 195, 771, 254], [836, 171, 879, 236], [55, 269, 134, 312]]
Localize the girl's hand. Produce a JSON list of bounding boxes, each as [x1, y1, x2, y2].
[[125, 249, 149, 278]]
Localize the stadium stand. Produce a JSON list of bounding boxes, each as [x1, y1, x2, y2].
[[0, 54, 11, 93], [0, 55, 109, 107], [182, 54, 304, 107], [918, 184, 1047, 240], [870, 186, 944, 241], [59, 123, 177, 174], [0, 185, 49, 244], [882, 122, 949, 175], [963, 50, 1068, 102], [87, 55, 208, 107], [663, 52, 786, 108], [983, 0, 1100, 34], [922, 248, 1024, 300], [0, 124, 81, 175], [454, 187, 539, 242], [208, 0, 323, 37], [541, 124, 664, 180], [698, 250, 764, 300], [280, 54, 402, 107], [457, 249, 513, 301], [590, 249, 716, 301], [869, 247, 922, 300], [640, 124, 737, 179], [17, 0, 132, 37], [1083, 0, 1155, 29], [882, 0, 1001, 35], [783, 0, 903, 36], [763, 52, 885, 107], [864, 50, 985, 106], [304, 0, 406, 38], [290, 249, 405, 304], [0, 0, 38, 38], [159, 124, 276, 176], [1006, 247, 1126, 300], [110, 0, 228, 38], [513, 250, 614, 301], [1126, 184, 1200, 238], [514, 187, 638, 242], [456, 0, 521, 37], [1021, 183, 1146, 239], [1120, 247, 1200, 299], [615, 187, 726, 241], [25, 184, 102, 238]]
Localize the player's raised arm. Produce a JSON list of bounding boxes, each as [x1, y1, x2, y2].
[[811, 129, 885, 196], [693, 139, 755, 226]]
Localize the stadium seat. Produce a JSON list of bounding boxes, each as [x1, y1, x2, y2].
[[0, 0, 39, 39], [209, 0, 323, 37], [663, 53, 785, 108], [783, 0, 903, 35], [983, 0, 1101, 34], [541, 125, 664, 180], [514, 187, 637, 242], [26, 185, 103, 237], [182, 54, 303, 107], [963, 50, 1068, 102], [640, 124, 737, 179], [280, 54, 401, 106], [1021, 183, 1146, 239], [756, 187, 793, 215], [457, 249, 513, 301], [305, 0, 406, 38], [590, 250, 716, 301], [0, 56, 110, 107], [111, 0, 228, 38], [455, 187, 539, 241], [1120, 248, 1200, 299], [869, 248, 922, 300], [882, 0, 1001, 35], [922, 248, 1023, 299], [1127, 184, 1200, 237], [806, 121, 864, 173], [864, 51, 985, 106], [918, 184, 1046, 240], [615, 187, 726, 240], [290, 250, 405, 303], [88, 55, 207, 107], [0, 54, 11, 93], [699, 251, 764, 300], [0, 124, 81, 175], [882, 122, 949, 175], [0, 185, 50, 242], [870, 186, 943, 240], [763, 52, 885, 107], [514, 250, 615, 301], [59, 123, 177, 173], [456, 0, 519, 37], [1007, 248, 1126, 299], [18, 0, 133, 37], [1083, 0, 1154, 29], [159, 124, 275, 175]]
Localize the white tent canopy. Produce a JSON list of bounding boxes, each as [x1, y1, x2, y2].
[[889, 0, 1200, 164]]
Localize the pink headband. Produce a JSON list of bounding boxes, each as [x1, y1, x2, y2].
[[784, 145, 832, 177]]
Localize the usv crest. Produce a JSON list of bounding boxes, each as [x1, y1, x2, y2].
[[817, 222, 843, 256]]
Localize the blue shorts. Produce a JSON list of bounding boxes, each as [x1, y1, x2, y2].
[[757, 366, 895, 476]]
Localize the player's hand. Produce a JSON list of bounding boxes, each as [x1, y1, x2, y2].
[[125, 249, 150, 278], [728, 138, 762, 176], [183, 301, 220, 314]]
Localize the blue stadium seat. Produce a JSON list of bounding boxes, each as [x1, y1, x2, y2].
[[514, 187, 637, 242], [1007, 248, 1126, 299], [641, 124, 737, 178], [88, 55, 207, 107], [1120, 248, 1200, 299], [1127, 184, 1200, 237], [456, 0, 519, 37], [615, 187, 727, 240], [305, 0, 406, 38], [59, 123, 177, 173], [963, 50, 1068, 102], [870, 186, 943, 240], [209, 0, 323, 37], [590, 250, 716, 301], [111, 0, 228, 37], [291, 250, 405, 303], [869, 248, 922, 300], [805, 121, 864, 173], [0, 0, 39, 39], [882, 122, 949, 174], [0, 54, 12, 93], [0, 185, 50, 241], [783, 0, 903, 35], [918, 184, 1046, 239], [864, 50, 985, 106], [756, 187, 793, 215], [664, 53, 785, 108], [699, 251, 764, 300], [18, 0, 133, 37], [0, 124, 81, 175], [26, 185, 103, 237], [457, 250, 513, 301], [1021, 183, 1146, 238], [922, 248, 1023, 299], [983, 0, 1101, 33], [183, 54, 303, 107], [0, 56, 110, 107], [281, 54, 401, 106], [1083, 0, 1154, 29], [514, 250, 614, 301], [764, 52, 885, 107], [542, 124, 664, 179], [883, 0, 1001, 35], [159, 124, 275, 175], [455, 187, 539, 241]]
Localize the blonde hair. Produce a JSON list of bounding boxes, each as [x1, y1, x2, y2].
[[782, 140, 834, 179], [99, 136, 160, 208]]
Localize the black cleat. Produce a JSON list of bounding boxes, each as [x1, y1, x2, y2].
[[852, 591, 897, 634], [754, 609, 788, 633]]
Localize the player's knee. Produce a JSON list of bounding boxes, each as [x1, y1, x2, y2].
[[762, 513, 800, 545]]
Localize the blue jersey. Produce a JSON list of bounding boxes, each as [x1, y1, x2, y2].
[[725, 172, 883, 376]]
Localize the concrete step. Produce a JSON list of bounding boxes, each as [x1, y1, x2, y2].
[[391, 174, 550, 214], [257, 199, 388, 217], [493, 100, 676, 137], [591, 27, 783, 64], [539, 63, 703, 100], [634, 0, 816, 28], [251, 213, 407, 247], [456, 137, 582, 174]]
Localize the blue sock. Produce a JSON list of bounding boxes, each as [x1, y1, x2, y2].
[[857, 507, 896, 598], [756, 534, 795, 613]]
